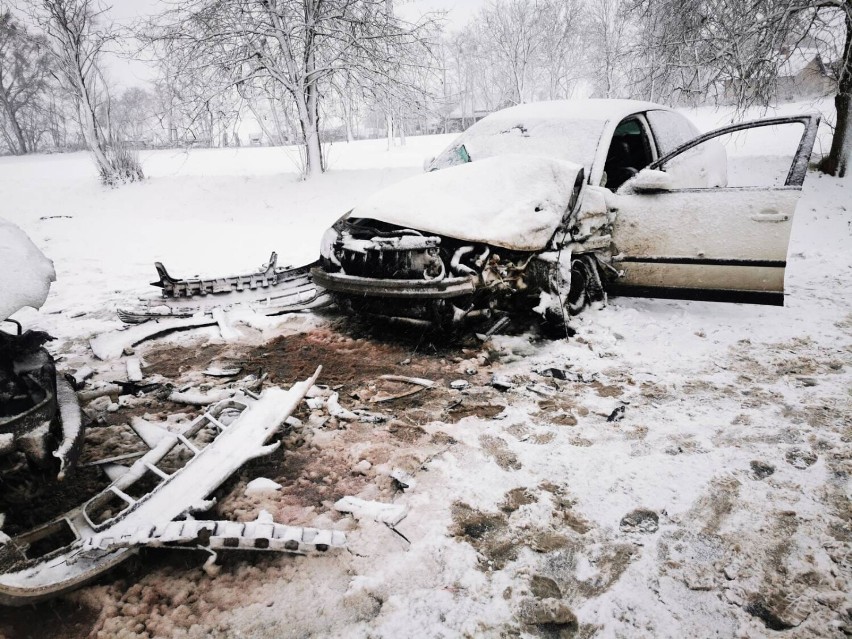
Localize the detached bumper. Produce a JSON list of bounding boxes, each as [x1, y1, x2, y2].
[[311, 268, 476, 299]]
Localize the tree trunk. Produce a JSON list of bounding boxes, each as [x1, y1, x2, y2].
[[294, 81, 323, 177], [6, 110, 28, 154], [267, 94, 289, 145], [343, 94, 354, 143], [0, 88, 29, 154], [824, 93, 851, 178], [245, 97, 277, 145], [76, 86, 112, 173], [821, 9, 852, 178]]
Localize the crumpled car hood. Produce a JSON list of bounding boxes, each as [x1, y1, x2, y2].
[[1, 217, 56, 321], [350, 154, 584, 252]]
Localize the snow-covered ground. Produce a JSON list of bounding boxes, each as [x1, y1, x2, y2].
[[1, 101, 850, 638]]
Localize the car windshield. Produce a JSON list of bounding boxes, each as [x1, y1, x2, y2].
[[430, 116, 607, 171]]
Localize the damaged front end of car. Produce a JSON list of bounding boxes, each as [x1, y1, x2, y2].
[[312, 166, 609, 331]]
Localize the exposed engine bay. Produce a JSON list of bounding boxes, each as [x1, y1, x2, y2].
[[315, 218, 543, 328]]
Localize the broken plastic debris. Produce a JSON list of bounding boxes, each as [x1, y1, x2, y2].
[[389, 468, 416, 491], [71, 366, 94, 387], [378, 374, 435, 388], [125, 358, 143, 382], [306, 397, 326, 410], [0, 369, 341, 606], [327, 392, 359, 420], [168, 387, 239, 406], [370, 375, 436, 403], [90, 314, 216, 360], [491, 374, 515, 391], [334, 496, 409, 526], [128, 417, 173, 449], [245, 477, 282, 495], [204, 365, 243, 377], [607, 405, 626, 422], [536, 367, 597, 383]]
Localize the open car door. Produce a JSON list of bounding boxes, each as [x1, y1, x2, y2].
[[608, 114, 820, 305]]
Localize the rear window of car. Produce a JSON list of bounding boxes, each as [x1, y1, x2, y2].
[[646, 110, 701, 157], [429, 117, 606, 172]]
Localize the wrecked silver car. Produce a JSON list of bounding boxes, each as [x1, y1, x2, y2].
[[312, 99, 820, 331]]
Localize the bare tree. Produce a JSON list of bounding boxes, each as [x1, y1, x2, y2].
[[440, 0, 585, 121], [630, 0, 852, 177], [24, 0, 143, 182], [109, 86, 153, 143], [537, 0, 584, 100], [0, 9, 52, 154], [584, 0, 634, 99], [476, 0, 548, 104], [147, 0, 438, 177]]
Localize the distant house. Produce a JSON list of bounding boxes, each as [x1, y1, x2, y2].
[[776, 49, 836, 100], [724, 49, 836, 103], [443, 107, 492, 132]]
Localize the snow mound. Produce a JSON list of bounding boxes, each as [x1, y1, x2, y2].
[[245, 477, 282, 495], [0, 217, 55, 321], [351, 154, 583, 251]]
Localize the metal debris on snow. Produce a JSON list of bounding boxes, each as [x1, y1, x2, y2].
[[0, 367, 346, 606], [334, 496, 409, 526]]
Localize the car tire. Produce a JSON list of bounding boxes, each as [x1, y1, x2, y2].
[[566, 258, 593, 315]]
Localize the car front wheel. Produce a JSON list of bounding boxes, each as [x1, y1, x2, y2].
[[566, 256, 604, 315]]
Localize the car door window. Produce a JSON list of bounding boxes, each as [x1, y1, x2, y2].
[[603, 117, 655, 192], [654, 119, 810, 189]]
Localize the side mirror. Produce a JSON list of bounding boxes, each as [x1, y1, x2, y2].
[[624, 168, 674, 193], [423, 156, 435, 171]]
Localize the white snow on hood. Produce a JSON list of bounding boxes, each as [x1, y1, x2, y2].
[[350, 154, 583, 252], [0, 217, 55, 321]]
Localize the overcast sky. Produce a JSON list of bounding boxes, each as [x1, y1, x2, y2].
[[105, 0, 484, 89]]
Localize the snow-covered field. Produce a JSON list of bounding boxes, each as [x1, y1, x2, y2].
[[1, 102, 850, 638]]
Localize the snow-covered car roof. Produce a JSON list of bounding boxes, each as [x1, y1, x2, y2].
[[429, 99, 671, 174], [0, 218, 55, 321], [484, 99, 671, 124]]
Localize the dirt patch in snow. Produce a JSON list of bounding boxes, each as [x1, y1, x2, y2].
[[0, 597, 99, 639], [243, 323, 472, 390], [142, 343, 236, 379]]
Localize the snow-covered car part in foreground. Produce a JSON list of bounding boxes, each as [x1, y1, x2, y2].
[[117, 252, 330, 324], [0, 369, 346, 606], [1, 217, 84, 495]]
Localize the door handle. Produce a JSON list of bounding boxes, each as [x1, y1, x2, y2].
[[751, 209, 789, 222]]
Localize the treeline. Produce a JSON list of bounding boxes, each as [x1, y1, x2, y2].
[[1, 0, 849, 181]]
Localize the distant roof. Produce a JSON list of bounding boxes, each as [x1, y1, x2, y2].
[[446, 107, 492, 120], [778, 49, 829, 77]]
